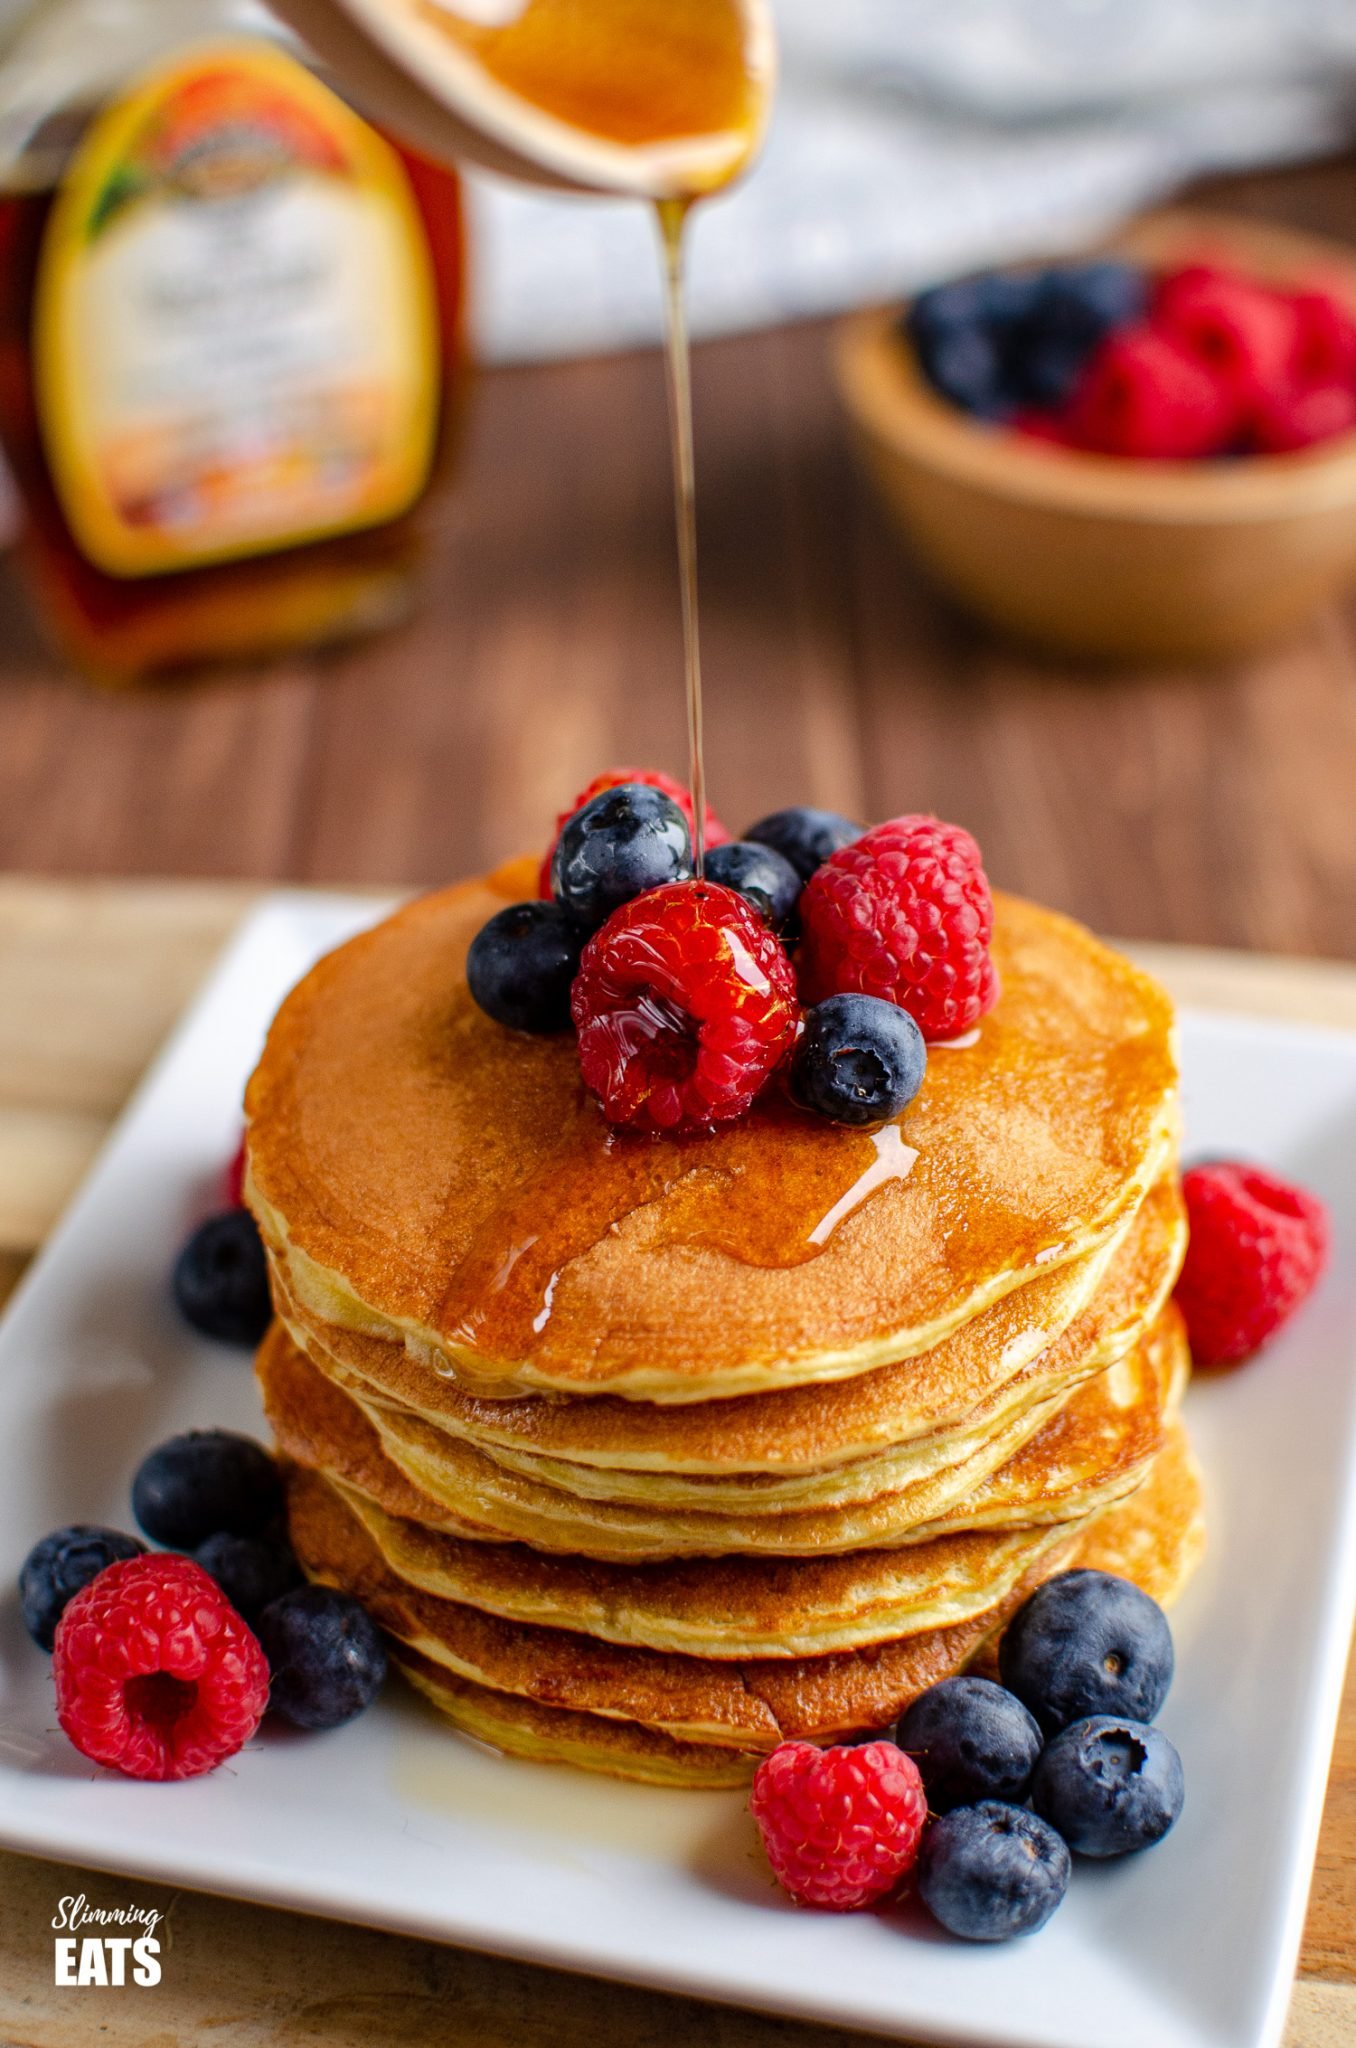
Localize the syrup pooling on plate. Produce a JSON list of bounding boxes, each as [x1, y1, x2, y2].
[[437, 1090, 922, 1363]]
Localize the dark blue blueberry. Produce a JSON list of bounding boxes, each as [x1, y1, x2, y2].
[[195, 1530, 304, 1624], [904, 278, 990, 351], [551, 782, 692, 929], [701, 839, 801, 930], [743, 806, 859, 883], [172, 1208, 272, 1346], [791, 994, 926, 1126], [1045, 260, 1147, 339], [914, 323, 1011, 418], [467, 900, 584, 1034], [132, 1430, 283, 1550], [975, 269, 1046, 329], [257, 1585, 387, 1730], [1006, 335, 1093, 409], [1032, 1715, 1184, 1858], [999, 1568, 1174, 1736], [19, 1525, 146, 1650], [916, 1801, 1070, 1941], [896, 1676, 1043, 1814]]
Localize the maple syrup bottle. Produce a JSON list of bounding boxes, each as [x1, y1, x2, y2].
[[0, 0, 466, 684]]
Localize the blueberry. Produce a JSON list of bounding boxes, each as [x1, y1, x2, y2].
[[1006, 263, 1148, 406], [916, 1801, 1070, 1941], [132, 1430, 283, 1550], [897, 1676, 1043, 1814], [195, 1531, 303, 1624], [172, 1209, 272, 1346], [19, 1525, 146, 1650], [999, 1568, 1174, 1735], [467, 900, 584, 1034], [1032, 1715, 1184, 1858], [550, 782, 692, 930], [904, 278, 989, 349], [975, 269, 1045, 329], [791, 993, 926, 1126], [701, 840, 801, 930], [743, 806, 859, 883], [257, 1585, 387, 1730], [914, 323, 1010, 418], [1047, 260, 1147, 339]]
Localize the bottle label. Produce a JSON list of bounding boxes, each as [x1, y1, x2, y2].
[[34, 42, 441, 576]]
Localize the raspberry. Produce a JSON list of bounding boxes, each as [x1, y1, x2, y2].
[[1062, 326, 1236, 459], [1290, 285, 1356, 388], [538, 769, 729, 897], [1153, 266, 1297, 408], [750, 1740, 928, 1910], [1253, 382, 1356, 455], [570, 880, 798, 1133], [52, 1554, 269, 1780], [224, 1136, 247, 1207], [797, 815, 997, 1042], [1175, 1161, 1328, 1367]]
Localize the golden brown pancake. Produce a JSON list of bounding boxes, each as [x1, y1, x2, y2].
[[291, 1469, 1074, 1749], [276, 1450, 1085, 1659], [245, 861, 1178, 1400], [269, 1173, 1185, 1488], [383, 1428, 1205, 1785], [259, 1303, 1183, 1559]]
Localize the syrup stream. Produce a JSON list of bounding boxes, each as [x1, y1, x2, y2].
[[657, 196, 706, 874]]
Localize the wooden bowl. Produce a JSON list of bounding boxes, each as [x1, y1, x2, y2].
[[834, 210, 1356, 662]]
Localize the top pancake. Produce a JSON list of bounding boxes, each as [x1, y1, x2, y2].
[[245, 859, 1178, 1401]]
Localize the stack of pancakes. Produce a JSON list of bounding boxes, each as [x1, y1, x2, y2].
[[245, 858, 1204, 1786]]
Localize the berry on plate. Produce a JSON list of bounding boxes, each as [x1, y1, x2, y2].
[[916, 1801, 1070, 1941], [896, 1675, 1043, 1814], [998, 1568, 1173, 1737], [791, 992, 927, 1126], [797, 814, 998, 1042], [551, 782, 694, 930], [701, 839, 802, 931], [1175, 1160, 1328, 1366], [571, 881, 798, 1133], [749, 1739, 927, 1910], [172, 1209, 272, 1347], [52, 1554, 269, 1780], [132, 1430, 284, 1551], [537, 767, 728, 897], [256, 1584, 387, 1730], [467, 900, 584, 1034], [1031, 1714, 1184, 1858], [19, 1525, 146, 1651], [744, 805, 859, 884], [195, 1531, 304, 1625]]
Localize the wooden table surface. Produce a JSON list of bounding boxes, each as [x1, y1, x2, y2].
[[1, 151, 1356, 2048]]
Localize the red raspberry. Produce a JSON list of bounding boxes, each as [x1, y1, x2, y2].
[[538, 768, 729, 897], [1175, 1161, 1329, 1367], [53, 1554, 270, 1780], [1062, 326, 1236, 459], [1153, 266, 1297, 408], [571, 880, 798, 1133], [1253, 381, 1356, 455], [223, 1135, 248, 1208], [1290, 285, 1356, 388], [750, 1740, 928, 1910], [797, 815, 997, 1042]]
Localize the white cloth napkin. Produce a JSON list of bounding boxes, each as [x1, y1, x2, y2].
[[467, 0, 1356, 363]]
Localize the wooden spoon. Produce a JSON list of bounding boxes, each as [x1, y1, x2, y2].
[[270, 0, 777, 197]]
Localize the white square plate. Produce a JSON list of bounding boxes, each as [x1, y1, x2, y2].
[[1, 892, 1353, 2048]]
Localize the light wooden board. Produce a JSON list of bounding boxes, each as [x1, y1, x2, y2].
[[0, 878, 1352, 2048]]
